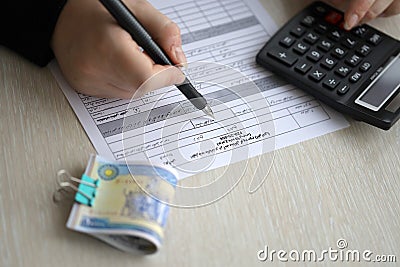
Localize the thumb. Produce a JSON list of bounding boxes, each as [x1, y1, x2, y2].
[[126, 0, 187, 65], [154, 21, 187, 65]]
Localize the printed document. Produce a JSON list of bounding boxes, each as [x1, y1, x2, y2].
[[50, 0, 349, 179]]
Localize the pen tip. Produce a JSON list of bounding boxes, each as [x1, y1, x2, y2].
[[202, 105, 215, 119]]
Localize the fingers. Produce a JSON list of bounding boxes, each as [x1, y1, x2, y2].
[[344, 0, 375, 30], [104, 26, 185, 98], [53, 0, 187, 100], [77, 83, 135, 99], [133, 65, 186, 98], [382, 0, 400, 16], [125, 0, 187, 65], [343, 0, 400, 30], [109, 28, 185, 93], [362, 0, 393, 22]]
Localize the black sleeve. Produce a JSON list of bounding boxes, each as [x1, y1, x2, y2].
[[0, 1, 68, 67]]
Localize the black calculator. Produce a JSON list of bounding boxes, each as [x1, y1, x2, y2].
[[256, 1, 400, 130]]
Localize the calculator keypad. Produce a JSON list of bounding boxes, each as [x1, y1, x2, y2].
[[256, 1, 400, 130], [360, 62, 371, 72], [356, 44, 371, 56], [331, 47, 347, 59], [317, 40, 333, 51], [305, 32, 320, 44], [290, 26, 306, 37], [328, 30, 342, 41], [337, 84, 350, 95], [301, 15, 316, 27], [342, 36, 357, 48], [267, 49, 298, 66], [280, 36, 296, 47], [345, 54, 361, 67], [307, 50, 323, 62], [349, 72, 362, 83], [368, 33, 383, 45], [293, 42, 310, 55], [295, 61, 312, 74], [323, 77, 340, 89], [309, 69, 326, 81], [352, 26, 368, 37], [321, 57, 337, 69], [261, 2, 387, 98], [335, 65, 352, 77]]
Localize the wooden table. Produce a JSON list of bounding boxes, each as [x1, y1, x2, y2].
[[0, 1, 399, 266]]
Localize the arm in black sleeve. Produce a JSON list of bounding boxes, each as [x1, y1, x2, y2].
[[0, 1, 68, 67]]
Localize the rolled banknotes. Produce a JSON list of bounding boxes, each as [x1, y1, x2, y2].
[[66, 154, 178, 254]]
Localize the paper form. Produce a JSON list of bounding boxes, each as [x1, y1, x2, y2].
[[50, 0, 349, 180]]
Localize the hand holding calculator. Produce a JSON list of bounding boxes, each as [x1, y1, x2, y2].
[[257, 1, 400, 130]]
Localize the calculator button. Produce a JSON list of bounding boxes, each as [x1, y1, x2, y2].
[[337, 84, 350, 95], [295, 61, 312, 74], [280, 36, 296, 48], [304, 32, 320, 44], [335, 66, 352, 77], [352, 25, 369, 37], [349, 72, 362, 83], [325, 11, 343, 25], [315, 23, 329, 34], [328, 29, 342, 41], [331, 47, 347, 59], [290, 25, 306, 37], [301, 16, 316, 27], [309, 69, 326, 82], [293, 42, 310, 55], [360, 62, 372, 72], [356, 44, 371, 56], [317, 40, 333, 52], [307, 50, 322, 62], [341, 36, 357, 48], [321, 57, 338, 70], [345, 54, 361, 67], [313, 5, 328, 16], [267, 49, 298, 66], [323, 77, 340, 90], [367, 33, 383, 45]]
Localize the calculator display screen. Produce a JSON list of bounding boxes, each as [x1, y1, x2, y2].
[[356, 55, 400, 111]]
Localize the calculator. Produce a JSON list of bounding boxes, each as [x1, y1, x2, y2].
[[256, 1, 400, 130]]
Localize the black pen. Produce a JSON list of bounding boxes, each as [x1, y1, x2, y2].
[[99, 0, 214, 118]]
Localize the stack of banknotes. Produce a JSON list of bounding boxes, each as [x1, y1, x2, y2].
[[65, 154, 178, 254]]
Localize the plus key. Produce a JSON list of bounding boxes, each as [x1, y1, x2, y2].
[[267, 47, 298, 66]]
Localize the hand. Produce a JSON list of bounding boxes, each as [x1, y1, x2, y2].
[[51, 0, 186, 99], [329, 0, 400, 30]]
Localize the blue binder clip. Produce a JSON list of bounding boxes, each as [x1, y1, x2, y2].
[[74, 174, 100, 207], [55, 170, 100, 207]]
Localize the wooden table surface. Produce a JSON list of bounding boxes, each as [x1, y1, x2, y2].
[[0, 1, 399, 266]]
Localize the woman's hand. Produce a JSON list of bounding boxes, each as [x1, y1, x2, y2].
[[51, 0, 186, 99], [329, 0, 400, 30]]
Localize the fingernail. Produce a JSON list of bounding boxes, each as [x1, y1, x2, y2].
[[174, 46, 187, 65], [175, 70, 186, 84], [345, 14, 359, 30]]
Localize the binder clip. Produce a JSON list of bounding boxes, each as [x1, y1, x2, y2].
[[53, 170, 100, 207], [74, 173, 100, 207]]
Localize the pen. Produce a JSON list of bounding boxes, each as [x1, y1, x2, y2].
[[99, 0, 215, 118]]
